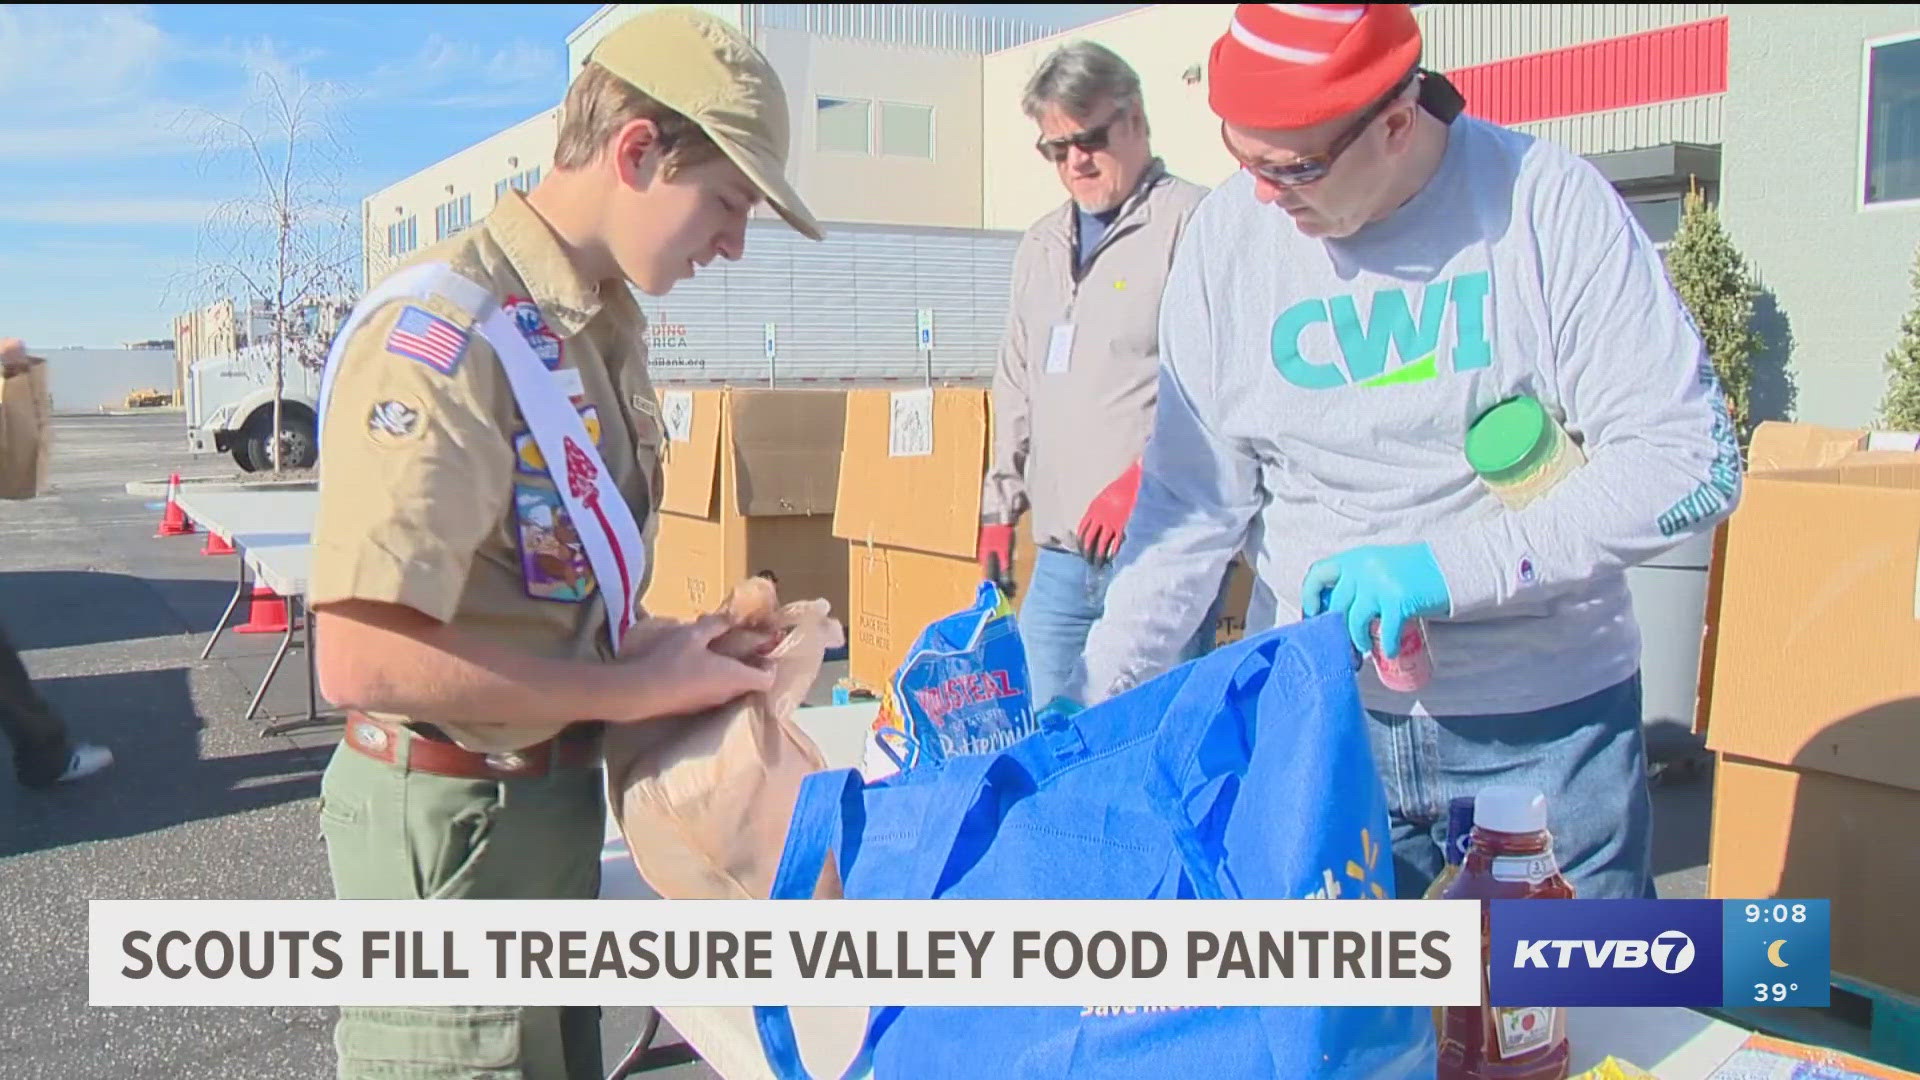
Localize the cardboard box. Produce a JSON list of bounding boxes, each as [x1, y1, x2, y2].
[[641, 388, 849, 624], [0, 356, 50, 501], [834, 387, 991, 690], [1698, 421, 1920, 996], [1701, 450, 1920, 790], [1708, 757, 1920, 999]]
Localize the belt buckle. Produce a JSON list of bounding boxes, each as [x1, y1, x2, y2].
[[483, 749, 537, 776], [350, 720, 390, 753]]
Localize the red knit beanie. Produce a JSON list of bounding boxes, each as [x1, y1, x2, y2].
[[1208, 3, 1423, 129]]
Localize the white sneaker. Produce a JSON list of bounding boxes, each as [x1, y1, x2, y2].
[[56, 743, 113, 783]]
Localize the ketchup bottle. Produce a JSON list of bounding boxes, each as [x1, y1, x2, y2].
[[1437, 787, 1575, 1080]]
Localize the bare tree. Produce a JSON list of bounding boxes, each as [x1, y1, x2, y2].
[[180, 68, 357, 474]]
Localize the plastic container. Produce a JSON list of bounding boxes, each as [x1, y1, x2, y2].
[[1426, 796, 1480, 1036], [1423, 795, 1480, 901], [1466, 397, 1587, 510], [1370, 617, 1433, 692], [1438, 787, 1576, 1080]]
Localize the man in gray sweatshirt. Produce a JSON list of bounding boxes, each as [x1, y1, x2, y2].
[[1072, 3, 1741, 901], [978, 42, 1220, 708]]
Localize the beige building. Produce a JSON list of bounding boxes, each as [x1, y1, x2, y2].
[[361, 3, 1058, 286], [172, 298, 238, 403], [365, 3, 1920, 426], [362, 109, 559, 287]]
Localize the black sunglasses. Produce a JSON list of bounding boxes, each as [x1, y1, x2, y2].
[[1035, 110, 1131, 163], [1222, 69, 1423, 188]]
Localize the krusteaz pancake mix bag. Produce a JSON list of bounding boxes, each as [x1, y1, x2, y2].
[[864, 581, 1037, 779]]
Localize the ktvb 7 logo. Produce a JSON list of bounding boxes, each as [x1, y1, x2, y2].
[[1512, 931, 1696, 973]]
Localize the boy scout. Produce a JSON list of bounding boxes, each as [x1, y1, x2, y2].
[[309, 8, 821, 1078]]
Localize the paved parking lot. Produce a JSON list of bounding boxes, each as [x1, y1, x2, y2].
[[0, 413, 1713, 1079], [0, 414, 709, 1079]]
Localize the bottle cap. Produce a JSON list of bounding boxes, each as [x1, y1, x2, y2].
[[1466, 396, 1555, 483], [1474, 786, 1548, 835]]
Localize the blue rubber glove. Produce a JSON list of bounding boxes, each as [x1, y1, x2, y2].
[[1036, 695, 1084, 726], [1300, 542, 1451, 659]]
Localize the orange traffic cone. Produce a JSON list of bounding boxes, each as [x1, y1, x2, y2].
[[202, 531, 235, 556], [233, 586, 295, 635], [155, 472, 195, 537]]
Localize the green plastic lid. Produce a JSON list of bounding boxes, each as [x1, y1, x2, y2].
[[1466, 396, 1555, 483]]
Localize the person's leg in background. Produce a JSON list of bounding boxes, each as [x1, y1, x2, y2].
[[1019, 547, 1105, 709], [0, 620, 110, 788]]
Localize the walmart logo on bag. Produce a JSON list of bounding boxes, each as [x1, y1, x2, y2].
[[1271, 271, 1494, 390], [1304, 828, 1391, 900]]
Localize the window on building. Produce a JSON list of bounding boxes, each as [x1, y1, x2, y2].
[[385, 215, 418, 257], [1627, 196, 1684, 248], [879, 102, 934, 159], [495, 167, 543, 202], [816, 97, 871, 154], [1865, 34, 1920, 205], [435, 195, 472, 241]]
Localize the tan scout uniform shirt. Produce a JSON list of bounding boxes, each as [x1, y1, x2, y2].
[[310, 190, 665, 752], [981, 159, 1206, 553]]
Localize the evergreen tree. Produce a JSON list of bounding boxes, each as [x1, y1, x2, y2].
[[1664, 180, 1763, 439], [1878, 243, 1920, 432]]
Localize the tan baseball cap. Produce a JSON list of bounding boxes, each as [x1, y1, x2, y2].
[[589, 6, 823, 241]]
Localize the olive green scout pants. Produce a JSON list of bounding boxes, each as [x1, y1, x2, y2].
[[319, 735, 605, 1080]]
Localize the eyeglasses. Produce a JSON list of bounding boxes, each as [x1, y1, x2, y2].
[[1221, 70, 1422, 188], [1035, 110, 1130, 163]]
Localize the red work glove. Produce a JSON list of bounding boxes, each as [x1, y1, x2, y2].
[[977, 524, 1017, 597], [1076, 461, 1142, 568]]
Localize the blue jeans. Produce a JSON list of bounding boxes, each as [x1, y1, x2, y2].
[[1365, 673, 1656, 901], [1021, 546, 1226, 708]]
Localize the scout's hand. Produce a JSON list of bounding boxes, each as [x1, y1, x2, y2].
[[977, 524, 1017, 597], [1076, 461, 1142, 568], [611, 615, 774, 720], [1300, 543, 1451, 658]]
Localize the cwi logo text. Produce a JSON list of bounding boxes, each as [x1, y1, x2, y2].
[[1512, 930, 1696, 974]]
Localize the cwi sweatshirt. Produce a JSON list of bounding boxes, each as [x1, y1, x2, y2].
[[1074, 115, 1743, 717]]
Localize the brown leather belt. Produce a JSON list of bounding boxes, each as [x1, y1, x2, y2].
[[343, 713, 599, 780]]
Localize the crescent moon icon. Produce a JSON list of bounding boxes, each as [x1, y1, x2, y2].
[[1767, 940, 1789, 968]]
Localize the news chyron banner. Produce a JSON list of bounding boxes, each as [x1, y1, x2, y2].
[[1487, 899, 1832, 1009], [91, 901, 1484, 1008], [87, 899, 1830, 1009]]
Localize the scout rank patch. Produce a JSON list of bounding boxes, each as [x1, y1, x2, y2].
[[385, 306, 469, 375], [366, 398, 424, 445], [503, 295, 564, 370], [511, 484, 596, 603]]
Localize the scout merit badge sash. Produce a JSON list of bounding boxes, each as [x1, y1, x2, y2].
[[317, 263, 645, 653]]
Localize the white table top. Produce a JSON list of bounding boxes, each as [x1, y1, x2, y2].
[[242, 537, 312, 597], [599, 702, 1758, 1079], [173, 485, 318, 540]]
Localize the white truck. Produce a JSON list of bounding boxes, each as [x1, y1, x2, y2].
[[184, 341, 323, 471], [188, 220, 1022, 470]]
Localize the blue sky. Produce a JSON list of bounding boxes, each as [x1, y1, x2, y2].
[[1, 4, 1140, 349]]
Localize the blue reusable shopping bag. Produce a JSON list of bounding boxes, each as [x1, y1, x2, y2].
[[753, 613, 1436, 1080]]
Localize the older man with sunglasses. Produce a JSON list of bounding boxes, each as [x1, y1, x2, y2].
[[978, 41, 1223, 708], [1070, 4, 1741, 902]]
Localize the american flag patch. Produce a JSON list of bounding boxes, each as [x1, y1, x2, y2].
[[385, 305, 469, 374]]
